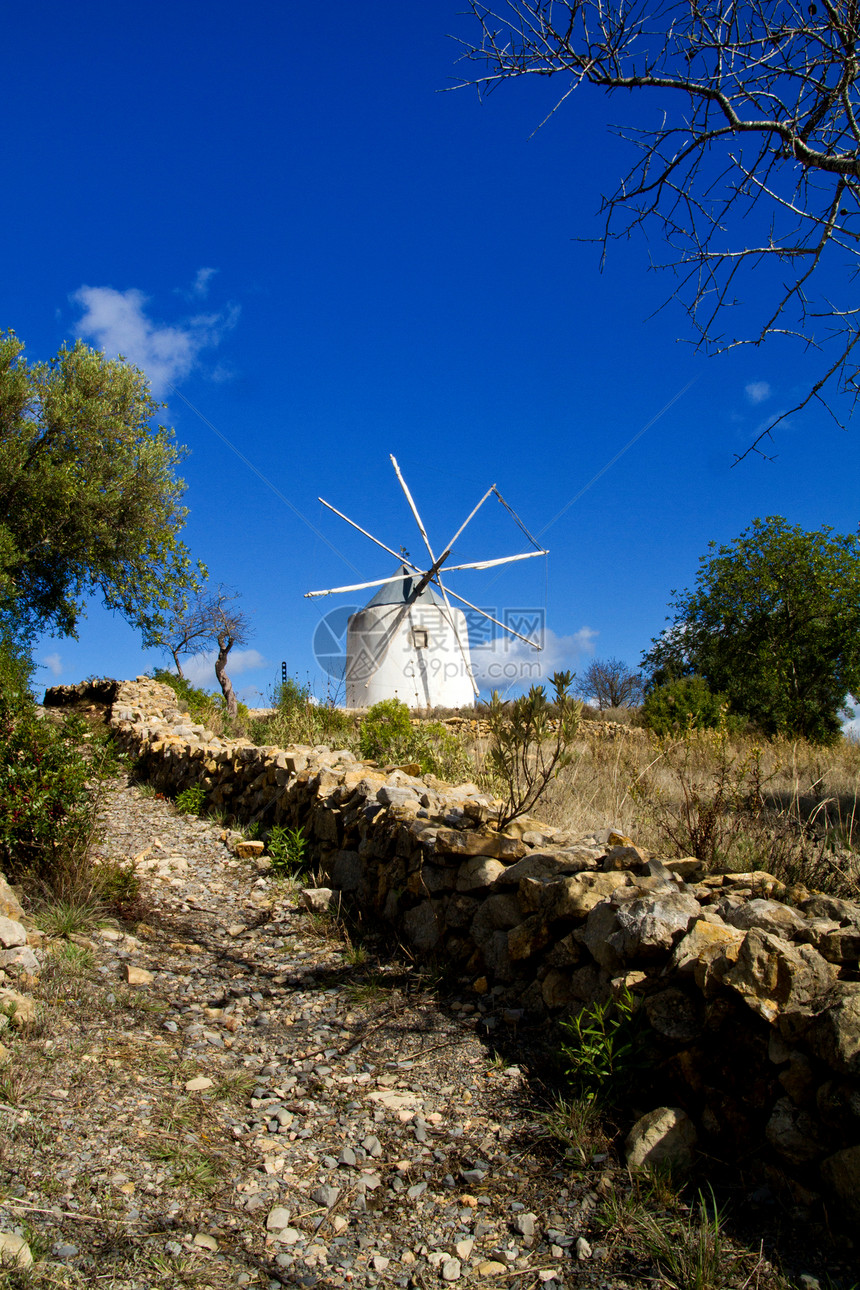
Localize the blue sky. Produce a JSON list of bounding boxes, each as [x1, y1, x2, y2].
[[5, 1, 859, 708]]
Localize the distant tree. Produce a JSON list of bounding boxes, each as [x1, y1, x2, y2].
[[642, 517, 860, 743], [456, 1, 860, 456], [160, 585, 251, 721], [0, 331, 201, 641], [575, 658, 643, 710]]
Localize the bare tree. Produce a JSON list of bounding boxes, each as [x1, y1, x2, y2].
[[159, 585, 251, 719], [575, 658, 643, 709], [207, 586, 251, 721], [161, 595, 213, 679], [454, 1, 860, 458]]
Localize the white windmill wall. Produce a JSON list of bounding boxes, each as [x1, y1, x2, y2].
[[345, 601, 475, 709]]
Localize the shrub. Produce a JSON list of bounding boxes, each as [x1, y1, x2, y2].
[[359, 698, 415, 762], [0, 635, 94, 890], [267, 824, 309, 876], [484, 672, 581, 827], [175, 782, 208, 815], [559, 988, 649, 1106], [641, 676, 729, 736], [251, 674, 356, 749]]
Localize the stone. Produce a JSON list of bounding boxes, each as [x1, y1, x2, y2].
[[125, 965, 154, 985], [625, 1107, 697, 1173], [455, 858, 506, 892], [0, 875, 24, 921], [803, 987, 860, 1077], [820, 1144, 860, 1223], [721, 930, 838, 1024], [575, 1237, 592, 1261], [507, 915, 551, 961], [497, 851, 595, 885], [299, 887, 338, 913], [311, 1184, 340, 1207], [235, 840, 265, 858], [436, 829, 525, 861], [266, 1206, 293, 1232], [765, 1097, 825, 1164], [402, 900, 442, 953], [378, 785, 419, 808], [512, 1212, 536, 1239], [193, 1233, 218, 1250], [0, 988, 35, 1027], [0, 917, 27, 949], [645, 989, 702, 1043], [185, 1076, 214, 1092], [669, 919, 745, 990], [0, 946, 40, 975], [0, 1232, 33, 1267], [722, 898, 808, 939], [539, 872, 630, 922], [329, 850, 363, 892], [441, 1257, 462, 1280]]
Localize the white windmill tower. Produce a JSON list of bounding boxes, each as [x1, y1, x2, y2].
[[306, 456, 548, 710]]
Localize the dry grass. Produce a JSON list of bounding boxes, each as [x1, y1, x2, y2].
[[530, 725, 860, 897]]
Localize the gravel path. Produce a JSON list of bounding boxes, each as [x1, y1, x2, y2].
[[0, 776, 636, 1290]]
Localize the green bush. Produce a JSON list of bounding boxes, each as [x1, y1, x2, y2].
[[559, 989, 650, 1106], [267, 824, 309, 875], [359, 698, 415, 762], [357, 699, 475, 780], [641, 676, 728, 736], [0, 635, 93, 888], [175, 782, 208, 815]]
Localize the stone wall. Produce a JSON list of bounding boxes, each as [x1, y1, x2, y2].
[[52, 676, 860, 1225]]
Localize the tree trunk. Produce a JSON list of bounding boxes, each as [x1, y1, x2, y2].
[[172, 648, 185, 680], [214, 636, 238, 720]]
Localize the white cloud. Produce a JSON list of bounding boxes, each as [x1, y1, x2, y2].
[[40, 652, 64, 678], [180, 649, 267, 689], [745, 381, 771, 405], [72, 284, 238, 397], [472, 626, 597, 696], [191, 267, 218, 298]]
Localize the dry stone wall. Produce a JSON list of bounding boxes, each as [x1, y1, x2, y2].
[[48, 677, 860, 1226]]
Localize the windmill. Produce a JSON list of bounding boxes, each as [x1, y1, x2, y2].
[[306, 457, 548, 710]]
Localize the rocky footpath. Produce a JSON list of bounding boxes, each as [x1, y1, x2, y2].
[[0, 773, 719, 1290], [78, 675, 860, 1234]]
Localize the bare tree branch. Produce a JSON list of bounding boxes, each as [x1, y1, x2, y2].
[[453, 0, 860, 454]]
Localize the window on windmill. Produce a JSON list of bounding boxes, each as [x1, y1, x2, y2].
[[411, 627, 429, 649]]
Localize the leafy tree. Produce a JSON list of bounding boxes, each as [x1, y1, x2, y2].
[[642, 517, 860, 742], [575, 657, 643, 709], [0, 331, 201, 641], [457, 1, 860, 454]]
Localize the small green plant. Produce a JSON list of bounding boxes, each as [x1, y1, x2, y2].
[[559, 988, 649, 1106], [37, 895, 105, 938], [533, 1092, 609, 1165], [174, 782, 207, 815], [91, 857, 141, 913], [267, 824, 309, 875], [484, 671, 581, 827]]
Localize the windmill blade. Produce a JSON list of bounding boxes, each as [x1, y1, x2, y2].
[[305, 573, 408, 599], [390, 455, 437, 567], [442, 484, 496, 554], [389, 456, 478, 697], [434, 580, 543, 650], [319, 498, 424, 573], [445, 550, 548, 573]]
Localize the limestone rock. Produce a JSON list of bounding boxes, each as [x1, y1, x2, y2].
[[645, 988, 703, 1043], [625, 1107, 697, 1172], [235, 839, 265, 858], [765, 1097, 825, 1164], [455, 857, 506, 892], [299, 887, 339, 913], [0, 1232, 33, 1268], [0, 988, 36, 1026], [820, 1144, 860, 1224], [670, 918, 745, 991], [0, 875, 24, 921], [721, 930, 838, 1024], [402, 900, 442, 953], [538, 871, 630, 923], [497, 850, 595, 885], [722, 898, 808, 939], [508, 915, 552, 961], [802, 986, 860, 1077], [0, 916, 27, 949]]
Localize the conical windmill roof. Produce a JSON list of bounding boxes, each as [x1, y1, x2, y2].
[[364, 564, 446, 610]]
